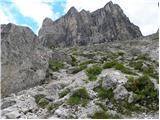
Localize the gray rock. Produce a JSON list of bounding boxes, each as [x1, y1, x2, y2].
[[113, 85, 129, 100], [5, 111, 21, 119], [38, 1, 142, 48], [1, 100, 16, 109], [1, 23, 51, 97]]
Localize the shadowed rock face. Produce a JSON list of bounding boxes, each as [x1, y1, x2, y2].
[[1, 23, 50, 97], [38, 1, 142, 48]]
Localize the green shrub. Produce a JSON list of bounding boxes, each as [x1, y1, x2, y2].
[[47, 103, 56, 112], [34, 94, 45, 104], [38, 98, 49, 108], [70, 55, 77, 66], [103, 60, 116, 69], [79, 60, 96, 66], [143, 66, 159, 79], [117, 51, 125, 56], [59, 88, 70, 98], [94, 87, 113, 100], [114, 62, 133, 74], [49, 60, 64, 71], [86, 65, 102, 81], [103, 60, 133, 74], [67, 88, 89, 106], [129, 60, 143, 70], [125, 75, 158, 108], [90, 111, 111, 119]]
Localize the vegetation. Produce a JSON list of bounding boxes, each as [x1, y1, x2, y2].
[[117, 50, 125, 56], [125, 75, 158, 109], [129, 60, 143, 70], [49, 60, 64, 71], [70, 60, 96, 74], [90, 111, 111, 119], [94, 86, 113, 100], [34, 94, 46, 104], [38, 98, 49, 108], [103, 60, 133, 74], [70, 55, 77, 66], [103, 60, 116, 69], [67, 88, 89, 106], [143, 66, 159, 80], [86, 65, 102, 81], [113, 100, 144, 115], [59, 88, 70, 98]]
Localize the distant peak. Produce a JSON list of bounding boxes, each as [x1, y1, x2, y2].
[[104, 1, 115, 9], [67, 6, 78, 14], [42, 17, 53, 27]]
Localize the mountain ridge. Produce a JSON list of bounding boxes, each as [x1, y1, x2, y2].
[[38, 1, 142, 48]]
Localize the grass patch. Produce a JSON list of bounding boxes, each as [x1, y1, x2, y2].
[[34, 94, 45, 104], [59, 88, 70, 98], [103, 60, 133, 74], [67, 88, 89, 106], [49, 60, 64, 71], [143, 66, 159, 80], [90, 111, 111, 119], [129, 60, 143, 70], [70, 55, 77, 66], [94, 86, 114, 100], [103, 60, 116, 69], [125, 75, 158, 109], [113, 100, 144, 115], [38, 98, 49, 108], [86, 65, 102, 81]]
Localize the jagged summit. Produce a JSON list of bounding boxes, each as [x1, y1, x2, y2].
[[39, 1, 142, 48], [67, 6, 78, 15]]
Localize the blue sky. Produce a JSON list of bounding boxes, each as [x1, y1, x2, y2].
[[0, 0, 158, 35]]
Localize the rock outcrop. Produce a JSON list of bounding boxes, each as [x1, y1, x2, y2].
[[1, 23, 50, 97], [38, 1, 142, 48]]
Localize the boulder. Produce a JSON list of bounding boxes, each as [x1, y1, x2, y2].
[[1, 23, 51, 97], [113, 85, 129, 100]]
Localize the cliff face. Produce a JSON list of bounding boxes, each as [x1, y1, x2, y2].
[[38, 1, 142, 48], [1, 23, 50, 97]]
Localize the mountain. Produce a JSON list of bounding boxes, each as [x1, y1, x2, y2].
[[1, 23, 50, 97], [38, 1, 142, 48]]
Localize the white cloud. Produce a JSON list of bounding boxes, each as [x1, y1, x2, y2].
[[64, 0, 159, 35], [0, 4, 16, 24], [12, 0, 58, 26]]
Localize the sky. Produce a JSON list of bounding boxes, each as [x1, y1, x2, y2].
[[0, 0, 159, 35]]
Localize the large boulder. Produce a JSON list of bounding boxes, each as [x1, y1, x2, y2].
[[38, 1, 142, 48], [1, 23, 50, 97]]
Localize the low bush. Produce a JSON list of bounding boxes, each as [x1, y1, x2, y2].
[[59, 88, 70, 98], [90, 111, 111, 119], [67, 88, 89, 106], [125, 75, 158, 108], [129, 60, 143, 70], [49, 60, 64, 71], [70, 55, 77, 66], [94, 87, 113, 100], [86, 65, 102, 81]]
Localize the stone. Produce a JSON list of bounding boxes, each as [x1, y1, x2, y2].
[[1, 100, 16, 109], [38, 1, 142, 48], [1, 23, 51, 97], [100, 69, 128, 89], [5, 111, 21, 119], [113, 85, 129, 100]]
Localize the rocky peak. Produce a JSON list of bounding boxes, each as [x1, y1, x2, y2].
[[67, 7, 78, 16], [38, 1, 142, 48], [42, 17, 53, 27]]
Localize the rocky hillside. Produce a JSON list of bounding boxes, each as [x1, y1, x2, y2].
[[38, 1, 142, 48], [0, 1, 158, 119], [1, 31, 159, 119]]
